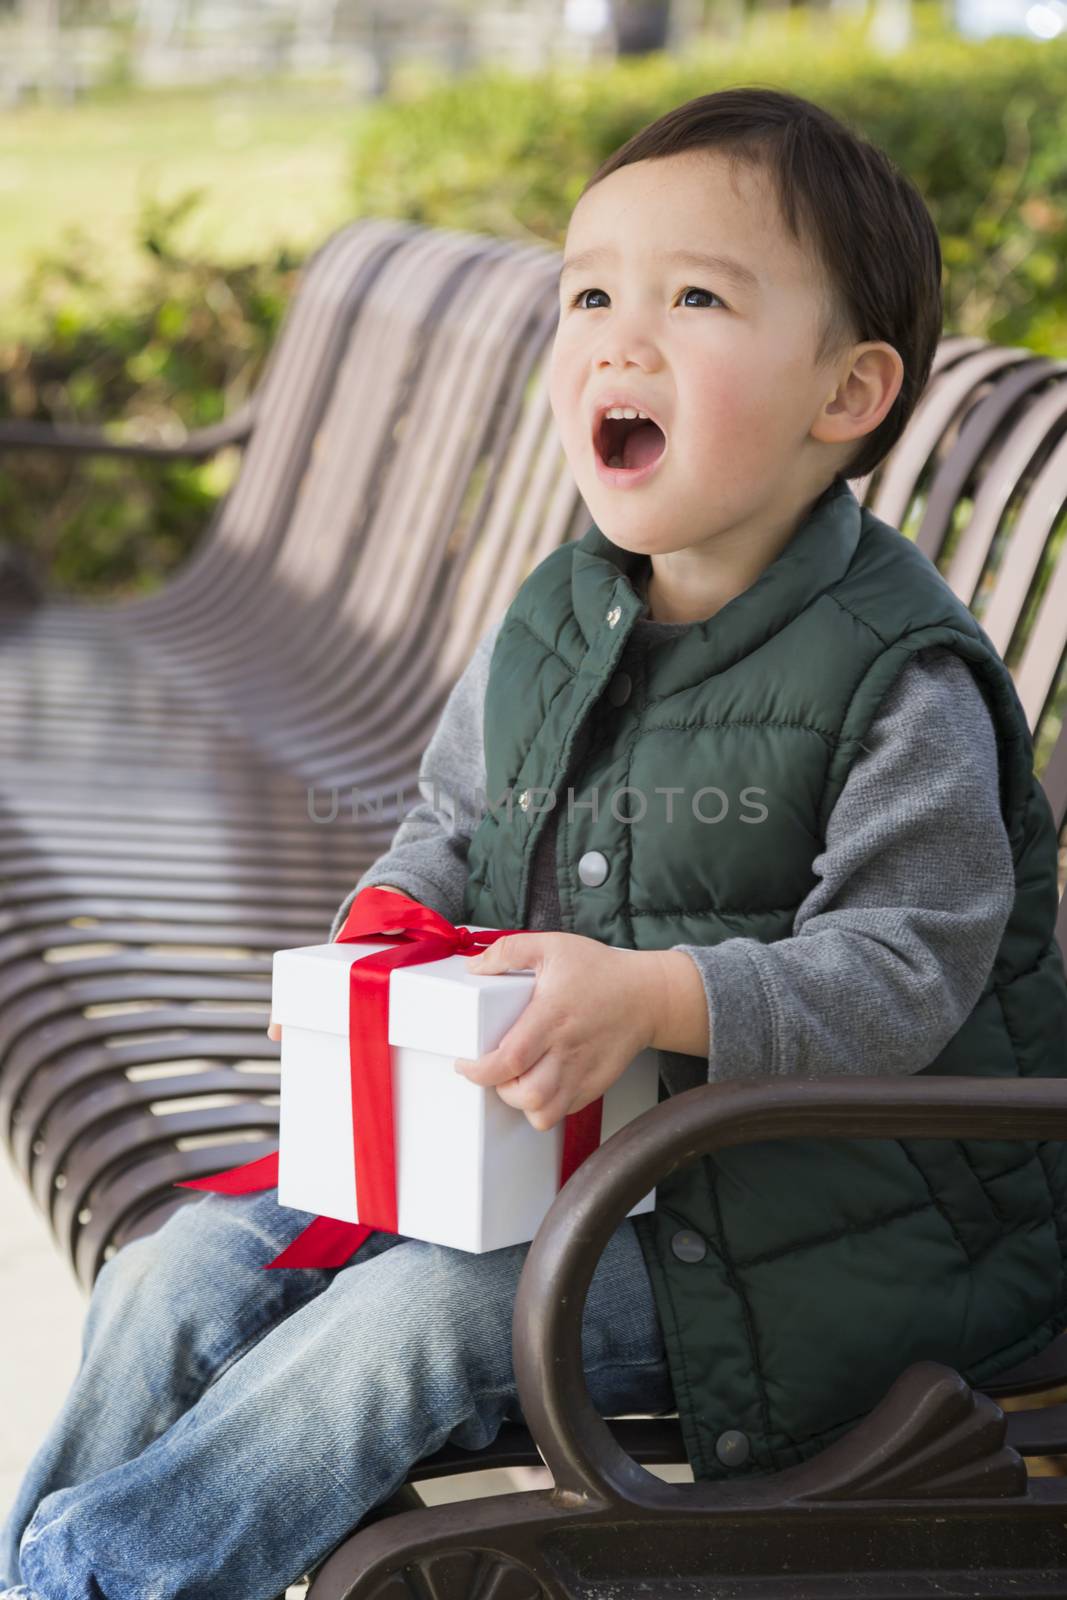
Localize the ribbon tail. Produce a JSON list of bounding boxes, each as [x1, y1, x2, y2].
[[175, 1151, 280, 1195], [560, 1099, 604, 1187], [264, 1217, 376, 1270]]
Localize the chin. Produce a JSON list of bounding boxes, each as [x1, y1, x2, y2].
[[585, 497, 672, 543], [592, 521, 661, 555]]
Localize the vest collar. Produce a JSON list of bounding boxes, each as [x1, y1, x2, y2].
[[570, 474, 863, 684]]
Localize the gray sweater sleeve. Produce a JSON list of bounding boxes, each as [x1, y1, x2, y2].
[[327, 622, 499, 942], [672, 647, 1018, 1079]]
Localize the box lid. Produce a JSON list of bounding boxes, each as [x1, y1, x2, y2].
[[271, 934, 537, 1059]]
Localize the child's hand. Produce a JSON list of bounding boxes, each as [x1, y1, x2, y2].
[[453, 933, 665, 1131], [267, 1021, 281, 1043]]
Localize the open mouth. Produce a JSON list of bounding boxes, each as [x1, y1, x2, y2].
[[595, 414, 668, 472]]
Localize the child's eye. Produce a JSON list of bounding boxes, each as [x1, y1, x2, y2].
[[680, 287, 726, 309], [568, 286, 726, 311]]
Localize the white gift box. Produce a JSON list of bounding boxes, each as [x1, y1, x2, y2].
[[272, 928, 660, 1253]]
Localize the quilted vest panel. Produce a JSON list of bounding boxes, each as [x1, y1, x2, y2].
[[462, 475, 1067, 1481]]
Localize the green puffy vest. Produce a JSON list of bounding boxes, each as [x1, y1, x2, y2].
[[461, 474, 1067, 1481]]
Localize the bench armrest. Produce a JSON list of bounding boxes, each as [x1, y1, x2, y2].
[[513, 1072, 1067, 1507], [0, 399, 256, 461]]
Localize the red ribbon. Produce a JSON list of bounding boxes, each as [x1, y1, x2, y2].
[[174, 887, 604, 1269]]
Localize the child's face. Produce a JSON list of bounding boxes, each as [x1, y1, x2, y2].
[[548, 148, 861, 558]]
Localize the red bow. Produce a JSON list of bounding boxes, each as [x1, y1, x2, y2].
[[174, 888, 604, 1269]]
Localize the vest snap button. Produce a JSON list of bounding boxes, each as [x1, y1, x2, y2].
[[607, 670, 632, 707], [606, 605, 622, 628], [517, 789, 531, 812], [715, 1428, 751, 1467], [670, 1228, 707, 1264], [577, 850, 609, 887]]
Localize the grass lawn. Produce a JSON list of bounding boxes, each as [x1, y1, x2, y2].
[[0, 77, 363, 337]]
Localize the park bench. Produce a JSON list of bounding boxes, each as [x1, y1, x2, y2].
[[0, 216, 1065, 1599]]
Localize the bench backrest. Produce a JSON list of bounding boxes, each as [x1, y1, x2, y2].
[[165, 224, 1065, 948], [3, 221, 1064, 1287]]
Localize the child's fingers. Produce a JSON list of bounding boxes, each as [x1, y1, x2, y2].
[[267, 1021, 282, 1042], [495, 1063, 566, 1132]]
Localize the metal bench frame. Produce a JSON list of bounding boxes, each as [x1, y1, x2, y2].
[[1, 223, 1065, 1599]]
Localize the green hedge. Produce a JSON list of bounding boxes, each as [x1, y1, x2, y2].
[[347, 25, 1067, 352], [0, 195, 299, 598], [3, 20, 1065, 599]]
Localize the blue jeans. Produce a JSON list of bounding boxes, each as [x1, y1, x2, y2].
[[0, 1186, 674, 1600]]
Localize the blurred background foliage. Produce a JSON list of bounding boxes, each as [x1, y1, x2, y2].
[[0, 194, 301, 595], [2, 11, 1066, 598]]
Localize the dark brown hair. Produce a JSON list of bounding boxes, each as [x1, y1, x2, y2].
[[579, 86, 943, 482]]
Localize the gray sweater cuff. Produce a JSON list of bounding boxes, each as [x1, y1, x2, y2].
[[671, 938, 778, 1081]]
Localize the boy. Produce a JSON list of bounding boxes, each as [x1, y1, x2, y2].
[[3, 86, 1064, 1600]]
